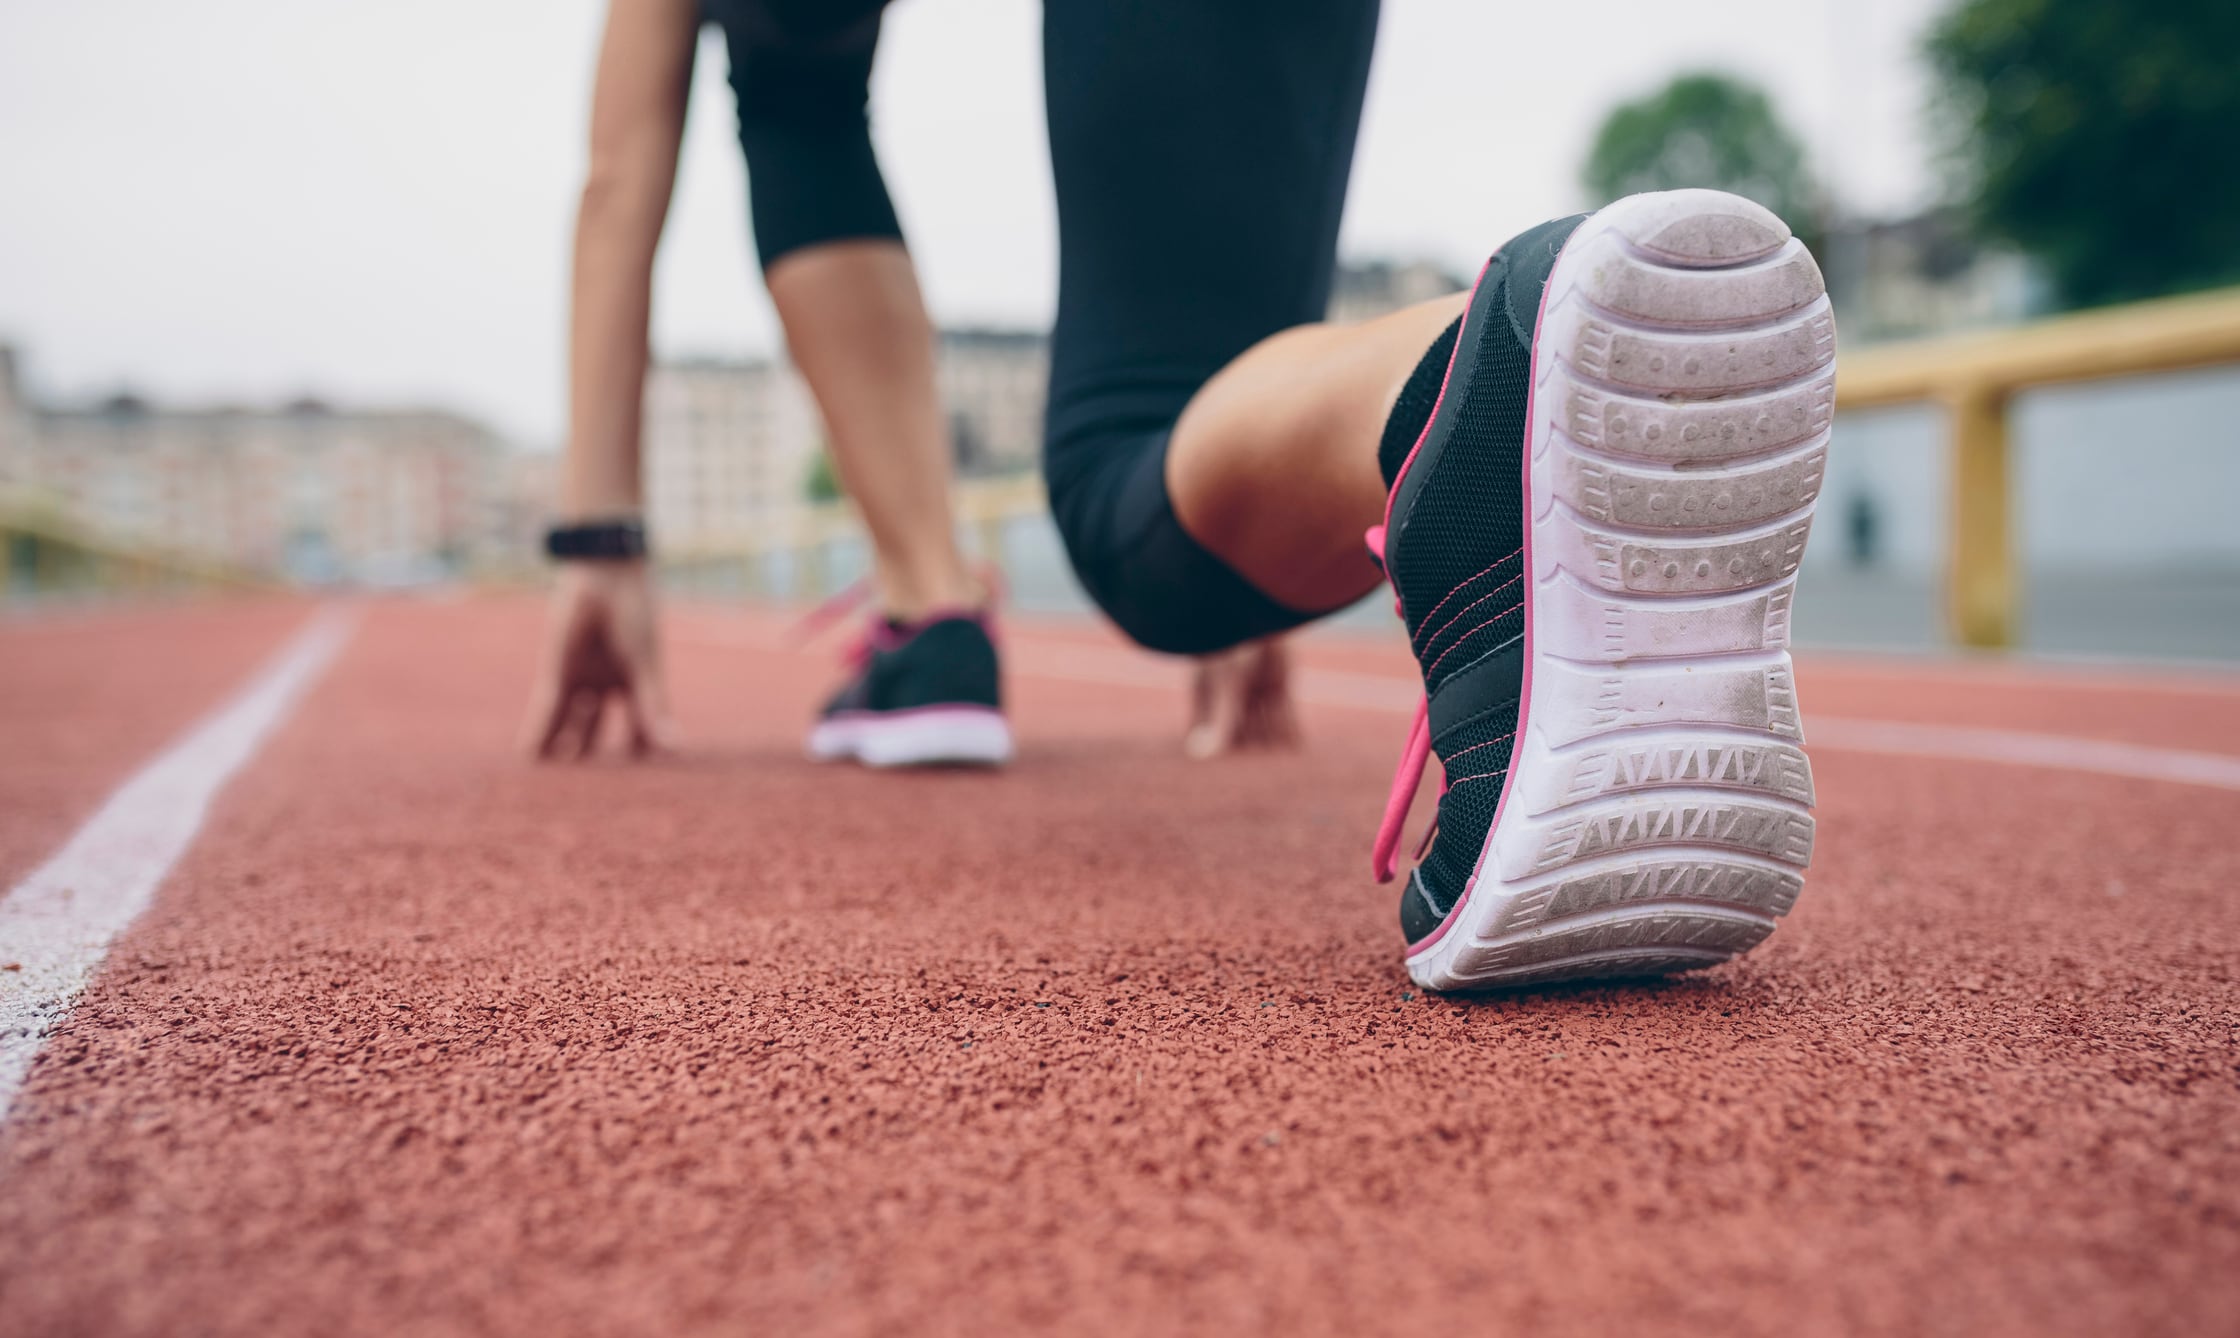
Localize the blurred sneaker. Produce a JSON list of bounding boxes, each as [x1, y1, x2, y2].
[[1369, 189, 1834, 990], [806, 610, 1013, 768]]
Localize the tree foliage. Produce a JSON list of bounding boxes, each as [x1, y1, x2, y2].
[[1582, 73, 1818, 245], [1927, 0, 2240, 307], [803, 449, 843, 503]]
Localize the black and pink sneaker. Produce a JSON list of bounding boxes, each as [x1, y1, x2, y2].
[[806, 610, 1013, 768], [1370, 190, 1835, 991]]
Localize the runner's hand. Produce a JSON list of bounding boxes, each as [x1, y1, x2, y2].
[[521, 560, 678, 759], [1185, 636, 1301, 759]]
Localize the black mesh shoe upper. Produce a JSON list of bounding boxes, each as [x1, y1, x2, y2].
[[821, 615, 1002, 718], [1380, 213, 1585, 945]]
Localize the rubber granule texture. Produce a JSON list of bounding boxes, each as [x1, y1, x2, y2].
[[0, 598, 2237, 1337]]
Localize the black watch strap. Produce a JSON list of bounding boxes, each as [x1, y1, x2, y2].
[[544, 519, 648, 561]]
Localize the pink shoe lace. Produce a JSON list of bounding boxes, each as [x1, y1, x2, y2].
[[792, 566, 1006, 670], [1371, 696, 1444, 884], [793, 579, 879, 669], [1365, 523, 1440, 884]]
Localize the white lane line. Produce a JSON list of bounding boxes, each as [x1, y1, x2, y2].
[[1805, 717, 2240, 792], [1287, 670, 2240, 793], [677, 621, 2240, 794], [0, 608, 354, 1123], [1285, 668, 2240, 793]]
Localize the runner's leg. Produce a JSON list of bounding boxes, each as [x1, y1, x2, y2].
[[712, 1, 977, 617], [1040, 0, 1392, 653]]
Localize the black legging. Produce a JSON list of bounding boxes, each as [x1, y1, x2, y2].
[[705, 0, 1381, 654]]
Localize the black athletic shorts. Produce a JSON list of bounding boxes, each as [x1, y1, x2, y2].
[[703, 0, 1381, 653]]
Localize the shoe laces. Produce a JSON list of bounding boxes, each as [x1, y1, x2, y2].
[[793, 580, 880, 669], [791, 564, 1007, 671], [1372, 697, 1445, 884], [1364, 523, 1441, 884]]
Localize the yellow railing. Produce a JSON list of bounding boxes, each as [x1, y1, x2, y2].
[[1837, 285, 2240, 648], [0, 488, 266, 602]]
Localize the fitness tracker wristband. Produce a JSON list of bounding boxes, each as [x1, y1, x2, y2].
[[543, 519, 648, 562]]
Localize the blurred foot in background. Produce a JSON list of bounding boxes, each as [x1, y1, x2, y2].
[[1184, 638, 1300, 760], [807, 609, 1011, 768]]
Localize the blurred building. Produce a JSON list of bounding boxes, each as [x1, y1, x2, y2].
[[1821, 208, 2045, 344], [1329, 259, 1469, 325], [0, 347, 29, 485], [649, 269, 1484, 548], [646, 270, 1515, 552], [644, 357, 819, 555], [494, 447, 560, 568], [0, 344, 525, 584], [645, 328, 1050, 551], [939, 328, 1047, 477]]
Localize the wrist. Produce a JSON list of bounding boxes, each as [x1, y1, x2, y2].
[[544, 517, 649, 562]]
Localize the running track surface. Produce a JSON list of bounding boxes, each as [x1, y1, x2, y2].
[[2, 596, 2237, 1336]]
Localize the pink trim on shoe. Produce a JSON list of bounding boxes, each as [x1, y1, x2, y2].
[[1367, 257, 1502, 888], [1401, 229, 1564, 965], [1377, 254, 1497, 606], [798, 588, 1001, 672], [794, 579, 875, 643]]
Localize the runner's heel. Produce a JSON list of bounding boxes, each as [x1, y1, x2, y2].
[[1416, 189, 1835, 990]]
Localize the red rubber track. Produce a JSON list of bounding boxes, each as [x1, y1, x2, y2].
[[0, 600, 310, 890], [2, 597, 2236, 1336]]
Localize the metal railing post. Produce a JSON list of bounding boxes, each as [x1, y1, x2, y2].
[[1837, 284, 2240, 651], [1944, 383, 2016, 648]]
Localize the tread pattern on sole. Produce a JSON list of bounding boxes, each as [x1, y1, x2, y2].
[[1538, 508, 1817, 600], [1550, 361, 1835, 468], [1512, 729, 1816, 817], [1500, 790, 1814, 881], [1412, 189, 1831, 993], [1535, 570, 1798, 663], [1550, 430, 1828, 533]]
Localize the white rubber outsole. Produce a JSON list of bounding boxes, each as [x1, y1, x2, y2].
[[1408, 189, 1832, 992], [807, 709, 1015, 769]]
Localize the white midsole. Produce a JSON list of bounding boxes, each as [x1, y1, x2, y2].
[[807, 709, 1015, 768]]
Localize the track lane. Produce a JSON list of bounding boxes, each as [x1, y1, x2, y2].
[[0, 596, 2235, 1336], [0, 609, 352, 1118], [0, 600, 312, 889], [681, 603, 2240, 756]]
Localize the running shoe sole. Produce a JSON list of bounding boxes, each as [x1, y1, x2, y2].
[[1408, 189, 1833, 992], [807, 707, 1015, 768]]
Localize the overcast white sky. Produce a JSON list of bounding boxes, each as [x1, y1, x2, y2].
[[0, 0, 1946, 447]]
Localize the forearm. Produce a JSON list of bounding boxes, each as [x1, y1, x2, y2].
[[564, 175, 667, 517], [561, 0, 697, 520]]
